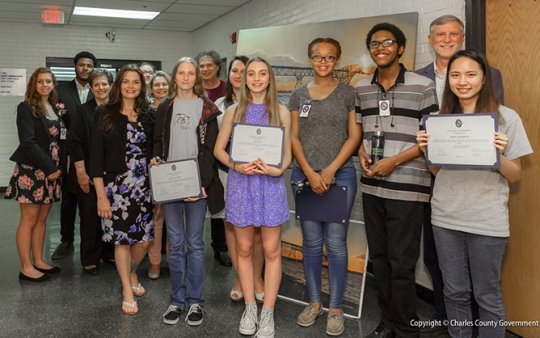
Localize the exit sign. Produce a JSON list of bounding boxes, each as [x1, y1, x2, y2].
[[41, 10, 65, 24]]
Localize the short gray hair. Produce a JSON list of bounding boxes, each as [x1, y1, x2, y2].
[[195, 50, 222, 77], [429, 15, 464, 35]]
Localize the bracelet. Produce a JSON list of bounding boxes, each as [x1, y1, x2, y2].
[[233, 163, 236, 171]]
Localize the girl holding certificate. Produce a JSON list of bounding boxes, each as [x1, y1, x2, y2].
[[288, 38, 361, 336], [215, 56, 266, 304], [214, 57, 292, 338], [152, 57, 223, 327], [90, 65, 155, 315], [416, 49, 533, 338]]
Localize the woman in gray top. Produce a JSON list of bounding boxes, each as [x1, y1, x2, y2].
[[288, 37, 361, 336]]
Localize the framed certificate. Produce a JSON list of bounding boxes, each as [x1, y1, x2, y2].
[[229, 123, 285, 167], [148, 158, 203, 204], [423, 113, 500, 168]]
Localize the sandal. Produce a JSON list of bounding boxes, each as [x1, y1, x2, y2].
[[132, 283, 146, 297], [230, 289, 244, 302], [255, 291, 265, 304], [122, 301, 138, 315]]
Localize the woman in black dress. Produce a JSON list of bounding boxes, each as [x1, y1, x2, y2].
[[90, 65, 154, 315], [5, 67, 66, 282]]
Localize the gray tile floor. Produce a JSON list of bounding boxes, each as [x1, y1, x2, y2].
[[0, 200, 520, 338]]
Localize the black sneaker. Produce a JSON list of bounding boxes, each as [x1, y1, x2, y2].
[[185, 304, 203, 326], [163, 305, 182, 325]]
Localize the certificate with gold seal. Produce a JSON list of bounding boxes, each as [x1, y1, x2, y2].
[[229, 123, 285, 167], [423, 113, 500, 168], [149, 159, 203, 204]]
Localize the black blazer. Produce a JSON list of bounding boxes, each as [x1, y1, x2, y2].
[[9, 101, 67, 176], [56, 79, 94, 129], [415, 62, 505, 105], [89, 107, 155, 178], [66, 99, 97, 194]]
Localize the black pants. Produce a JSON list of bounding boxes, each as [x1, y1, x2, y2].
[[76, 187, 114, 266], [60, 187, 77, 243], [210, 218, 228, 253], [363, 194, 423, 338]]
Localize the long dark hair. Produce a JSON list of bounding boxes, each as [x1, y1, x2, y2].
[[440, 49, 501, 122], [223, 55, 249, 108], [25, 67, 58, 118], [99, 64, 149, 131]]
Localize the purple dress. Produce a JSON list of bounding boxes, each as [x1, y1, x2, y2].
[[225, 103, 289, 227]]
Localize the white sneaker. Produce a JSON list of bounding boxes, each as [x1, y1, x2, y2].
[[239, 302, 258, 335], [256, 306, 275, 338]]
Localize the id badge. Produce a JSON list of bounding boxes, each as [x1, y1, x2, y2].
[[60, 128, 67, 140], [299, 104, 312, 117], [379, 100, 390, 116]]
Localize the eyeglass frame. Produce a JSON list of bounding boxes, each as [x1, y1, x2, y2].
[[369, 39, 397, 49], [310, 55, 338, 63]]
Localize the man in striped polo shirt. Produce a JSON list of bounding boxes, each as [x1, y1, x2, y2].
[[355, 23, 439, 338]]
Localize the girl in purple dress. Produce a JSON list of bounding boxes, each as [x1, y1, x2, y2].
[[214, 57, 291, 338]]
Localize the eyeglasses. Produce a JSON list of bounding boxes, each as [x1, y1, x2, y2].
[[369, 39, 396, 49], [310, 55, 337, 62], [142, 71, 154, 75]]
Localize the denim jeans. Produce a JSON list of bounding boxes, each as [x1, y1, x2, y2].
[[162, 198, 207, 308], [433, 226, 508, 338], [291, 165, 357, 308]]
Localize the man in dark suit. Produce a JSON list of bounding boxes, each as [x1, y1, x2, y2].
[[51, 51, 97, 260], [415, 15, 504, 338]]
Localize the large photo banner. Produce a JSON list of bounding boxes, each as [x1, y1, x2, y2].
[[236, 12, 419, 318]]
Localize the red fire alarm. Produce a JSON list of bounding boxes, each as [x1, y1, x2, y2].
[[230, 32, 237, 44]]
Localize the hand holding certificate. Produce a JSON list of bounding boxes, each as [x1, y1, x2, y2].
[[422, 113, 500, 168], [149, 159, 203, 204], [229, 123, 285, 168]]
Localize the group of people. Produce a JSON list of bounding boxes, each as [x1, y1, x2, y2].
[[5, 15, 532, 338]]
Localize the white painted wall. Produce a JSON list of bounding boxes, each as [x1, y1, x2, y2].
[[0, 23, 192, 185]]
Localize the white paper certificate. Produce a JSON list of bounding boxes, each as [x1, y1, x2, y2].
[[149, 159, 202, 204], [229, 123, 285, 167], [423, 113, 500, 168]]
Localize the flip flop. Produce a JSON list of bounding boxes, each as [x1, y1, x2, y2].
[[132, 283, 146, 297], [122, 301, 138, 315], [230, 289, 244, 302]]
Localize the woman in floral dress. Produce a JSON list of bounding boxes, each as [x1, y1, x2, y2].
[[90, 65, 154, 315], [5, 67, 66, 282]]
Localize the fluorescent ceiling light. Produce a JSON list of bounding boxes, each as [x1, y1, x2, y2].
[[73, 6, 159, 20]]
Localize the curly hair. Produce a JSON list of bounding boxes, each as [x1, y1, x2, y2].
[[365, 22, 406, 57], [195, 50, 222, 77]]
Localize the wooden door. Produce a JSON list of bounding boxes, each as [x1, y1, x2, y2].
[[486, 1, 540, 337]]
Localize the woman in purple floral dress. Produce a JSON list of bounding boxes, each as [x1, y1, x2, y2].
[[5, 67, 66, 282], [90, 65, 154, 315]]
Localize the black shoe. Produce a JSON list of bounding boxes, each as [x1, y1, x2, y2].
[[33, 265, 61, 274], [83, 266, 99, 276], [214, 251, 232, 267], [367, 322, 395, 338], [186, 304, 203, 326], [51, 242, 74, 260], [420, 324, 449, 337], [163, 305, 183, 325], [19, 272, 51, 282]]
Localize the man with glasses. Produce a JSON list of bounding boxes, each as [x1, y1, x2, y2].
[[415, 15, 504, 338], [355, 23, 438, 338]]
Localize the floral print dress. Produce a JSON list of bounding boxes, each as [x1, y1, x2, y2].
[[101, 121, 154, 245], [5, 118, 62, 204]]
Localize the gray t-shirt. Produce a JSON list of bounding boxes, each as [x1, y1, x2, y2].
[[431, 105, 533, 237], [168, 97, 203, 161], [287, 81, 356, 171]]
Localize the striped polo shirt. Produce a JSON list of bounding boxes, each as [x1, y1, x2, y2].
[[355, 64, 439, 202]]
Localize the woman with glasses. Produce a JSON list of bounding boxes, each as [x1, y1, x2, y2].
[[288, 38, 361, 336]]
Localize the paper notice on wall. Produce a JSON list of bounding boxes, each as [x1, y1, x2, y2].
[[0, 69, 26, 96]]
